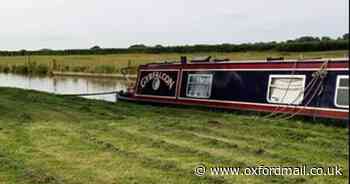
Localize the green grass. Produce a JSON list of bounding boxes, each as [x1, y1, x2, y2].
[[0, 50, 348, 75], [0, 88, 348, 184]]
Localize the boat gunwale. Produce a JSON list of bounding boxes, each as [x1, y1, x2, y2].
[[140, 58, 349, 69]]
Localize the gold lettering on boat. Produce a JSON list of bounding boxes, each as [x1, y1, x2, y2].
[[140, 72, 175, 90]]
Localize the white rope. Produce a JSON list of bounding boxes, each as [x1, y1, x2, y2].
[[279, 61, 328, 120], [61, 91, 118, 97], [261, 61, 298, 119], [280, 76, 325, 120], [262, 60, 329, 120]]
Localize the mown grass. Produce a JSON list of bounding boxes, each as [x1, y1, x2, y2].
[[0, 87, 348, 184], [0, 50, 347, 75]]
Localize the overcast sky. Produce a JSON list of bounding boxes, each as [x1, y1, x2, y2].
[[0, 0, 348, 50]]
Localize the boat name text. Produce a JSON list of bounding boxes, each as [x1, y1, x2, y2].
[[140, 72, 175, 90]]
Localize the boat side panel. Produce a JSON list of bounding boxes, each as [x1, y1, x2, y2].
[[179, 70, 348, 110], [135, 70, 179, 98]]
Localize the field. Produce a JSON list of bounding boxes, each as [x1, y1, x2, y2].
[[0, 50, 348, 75], [0, 88, 348, 184]]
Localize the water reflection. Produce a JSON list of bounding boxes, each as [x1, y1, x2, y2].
[[0, 73, 128, 102]]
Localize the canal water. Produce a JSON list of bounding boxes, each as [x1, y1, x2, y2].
[[0, 73, 128, 102]]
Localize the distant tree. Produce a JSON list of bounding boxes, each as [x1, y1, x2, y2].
[[19, 49, 26, 56], [129, 44, 147, 49], [40, 48, 52, 51], [90, 45, 101, 50], [1, 34, 348, 56], [321, 36, 332, 41], [295, 36, 320, 42]]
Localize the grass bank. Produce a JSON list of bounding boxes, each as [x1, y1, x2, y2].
[[0, 50, 347, 75], [0, 88, 348, 184]]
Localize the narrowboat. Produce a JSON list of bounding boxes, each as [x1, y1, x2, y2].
[[118, 57, 349, 120]]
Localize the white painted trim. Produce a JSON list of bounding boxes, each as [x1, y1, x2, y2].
[[186, 74, 213, 98], [134, 94, 177, 99], [185, 58, 348, 64], [266, 75, 306, 105], [175, 69, 182, 97], [182, 68, 348, 72], [134, 70, 141, 94], [177, 97, 349, 113], [141, 58, 348, 66], [334, 75, 349, 109], [140, 69, 180, 71]]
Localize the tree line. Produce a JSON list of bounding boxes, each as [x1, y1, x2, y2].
[[0, 34, 348, 56]]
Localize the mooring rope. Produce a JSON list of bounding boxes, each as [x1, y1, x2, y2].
[[262, 60, 329, 120], [280, 78, 325, 120], [276, 60, 328, 120], [271, 70, 322, 119], [261, 61, 298, 119], [60, 91, 119, 97]]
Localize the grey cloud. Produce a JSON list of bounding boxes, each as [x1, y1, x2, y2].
[[0, 0, 348, 50]]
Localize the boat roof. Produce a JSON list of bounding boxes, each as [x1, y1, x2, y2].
[[143, 57, 349, 67]]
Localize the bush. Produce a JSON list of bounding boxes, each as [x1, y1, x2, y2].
[[11, 65, 29, 74], [93, 65, 117, 73], [35, 64, 49, 75], [72, 66, 89, 72], [0, 65, 10, 73]]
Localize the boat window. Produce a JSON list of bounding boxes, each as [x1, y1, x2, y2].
[[335, 76, 349, 108], [186, 74, 213, 98], [267, 75, 306, 105]]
